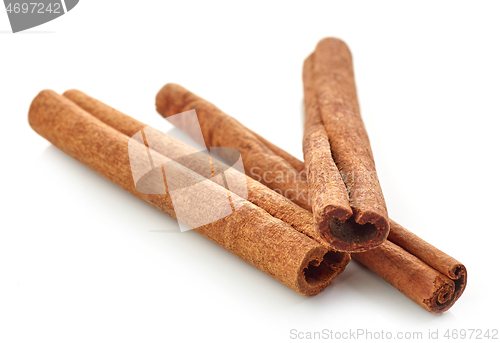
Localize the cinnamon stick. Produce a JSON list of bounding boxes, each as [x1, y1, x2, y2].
[[354, 220, 466, 313], [28, 90, 349, 296], [303, 54, 357, 251], [154, 85, 466, 313], [302, 38, 390, 251]]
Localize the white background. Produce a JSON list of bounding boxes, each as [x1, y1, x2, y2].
[[1, 1, 499, 342]]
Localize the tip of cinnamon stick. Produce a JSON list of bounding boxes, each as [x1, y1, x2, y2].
[[155, 83, 186, 118], [28, 89, 59, 130], [316, 37, 353, 58]]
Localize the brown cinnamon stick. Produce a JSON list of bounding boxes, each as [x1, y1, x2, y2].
[[154, 85, 466, 313], [354, 220, 466, 313], [303, 54, 357, 251], [303, 38, 390, 251], [28, 90, 349, 296]]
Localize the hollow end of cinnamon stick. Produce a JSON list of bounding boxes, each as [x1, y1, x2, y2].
[[353, 232, 466, 314], [319, 217, 388, 253], [310, 38, 390, 235], [297, 248, 350, 295], [423, 264, 467, 314], [385, 219, 467, 311]]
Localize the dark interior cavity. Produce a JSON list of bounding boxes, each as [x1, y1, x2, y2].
[[329, 217, 378, 243], [304, 251, 344, 286]]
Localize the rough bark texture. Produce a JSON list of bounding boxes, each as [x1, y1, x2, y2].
[[28, 90, 349, 296], [353, 240, 458, 313]]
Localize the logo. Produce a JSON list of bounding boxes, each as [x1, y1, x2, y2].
[[128, 110, 248, 232], [3, 0, 79, 33]]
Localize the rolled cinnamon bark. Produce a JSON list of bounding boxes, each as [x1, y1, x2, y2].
[[302, 38, 390, 251], [28, 90, 349, 296], [154, 86, 466, 313], [353, 241, 461, 313], [354, 221, 467, 313], [303, 54, 363, 251], [155, 83, 311, 211], [387, 220, 466, 287]]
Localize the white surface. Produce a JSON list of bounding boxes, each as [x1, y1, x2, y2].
[[1, 1, 499, 342]]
